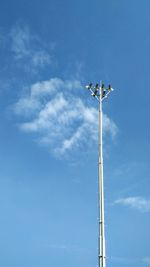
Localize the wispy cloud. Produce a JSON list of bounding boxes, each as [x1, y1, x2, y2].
[[0, 24, 118, 156], [10, 25, 30, 59], [14, 77, 118, 156], [143, 257, 150, 265], [114, 196, 150, 212], [10, 24, 52, 71]]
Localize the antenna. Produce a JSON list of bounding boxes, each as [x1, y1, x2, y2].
[[84, 82, 114, 267]]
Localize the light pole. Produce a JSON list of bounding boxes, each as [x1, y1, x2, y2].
[[84, 82, 113, 267]]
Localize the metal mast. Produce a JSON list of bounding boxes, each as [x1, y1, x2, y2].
[[84, 82, 113, 267], [98, 83, 106, 267]]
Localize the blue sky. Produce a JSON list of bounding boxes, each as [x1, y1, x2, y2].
[[0, 0, 150, 266]]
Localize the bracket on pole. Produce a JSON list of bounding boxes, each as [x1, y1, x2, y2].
[[85, 82, 114, 102]]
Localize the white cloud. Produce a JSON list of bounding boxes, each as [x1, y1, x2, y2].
[[31, 50, 51, 68], [58, 124, 87, 154], [114, 197, 150, 212], [10, 25, 51, 70], [21, 94, 68, 132], [103, 113, 118, 139], [15, 97, 41, 116], [30, 78, 65, 98], [143, 257, 150, 265], [14, 77, 118, 156], [10, 25, 30, 59]]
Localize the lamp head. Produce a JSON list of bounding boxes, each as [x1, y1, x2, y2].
[[85, 83, 93, 89]]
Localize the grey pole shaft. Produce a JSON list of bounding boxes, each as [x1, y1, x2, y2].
[[98, 85, 106, 267]]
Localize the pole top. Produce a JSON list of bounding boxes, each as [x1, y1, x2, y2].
[[84, 82, 114, 102]]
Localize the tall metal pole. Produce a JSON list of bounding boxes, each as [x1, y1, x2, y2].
[[84, 82, 113, 267], [98, 83, 106, 267]]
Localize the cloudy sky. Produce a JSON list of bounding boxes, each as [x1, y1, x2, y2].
[[0, 0, 150, 266]]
